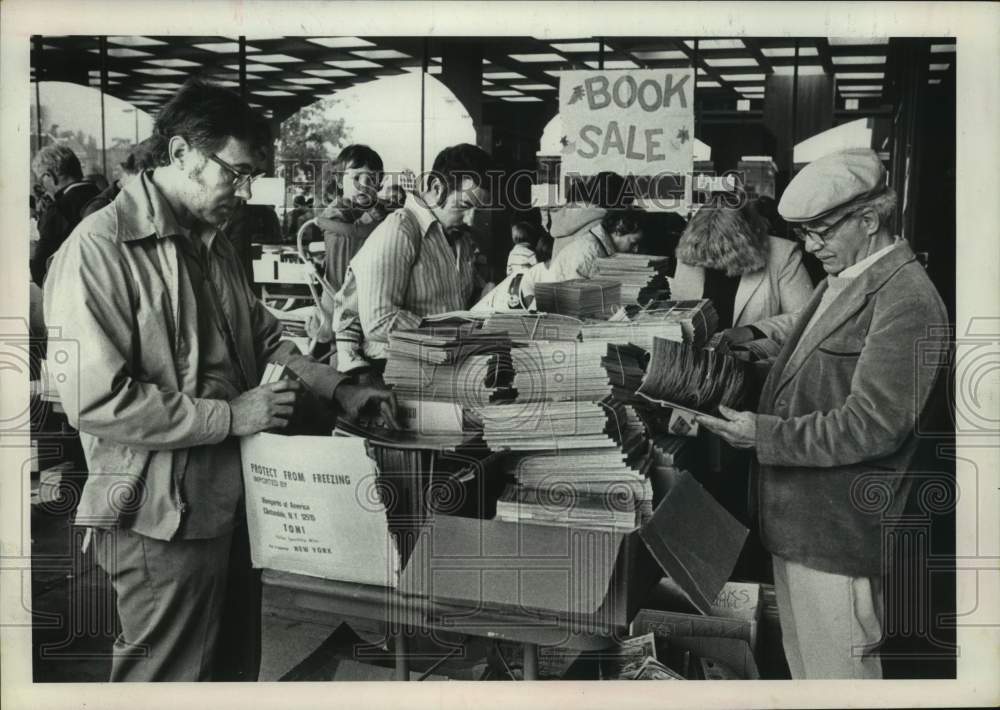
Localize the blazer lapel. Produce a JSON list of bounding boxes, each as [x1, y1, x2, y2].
[[733, 268, 765, 325], [760, 284, 825, 408], [772, 243, 917, 397], [773, 281, 870, 395]]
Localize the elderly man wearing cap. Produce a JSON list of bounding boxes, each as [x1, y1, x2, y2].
[[697, 148, 948, 679]]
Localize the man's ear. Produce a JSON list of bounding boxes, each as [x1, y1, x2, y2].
[[167, 135, 191, 169], [859, 207, 880, 237], [426, 174, 447, 207]]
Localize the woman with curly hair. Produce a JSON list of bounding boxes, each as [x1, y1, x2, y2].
[[672, 192, 814, 337]]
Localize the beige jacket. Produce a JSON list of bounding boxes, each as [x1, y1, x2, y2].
[[670, 236, 814, 337], [44, 172, 345, 539]]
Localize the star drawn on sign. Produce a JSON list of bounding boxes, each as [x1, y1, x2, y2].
[[568, 85, 585, 104], [560, 136, 575, 154], [676, 128, 690, 144]]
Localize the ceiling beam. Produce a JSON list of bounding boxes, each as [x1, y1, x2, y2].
[[814, 38, 836, 75], [741, 39, 774, 74], [666, 39, 742, 96]]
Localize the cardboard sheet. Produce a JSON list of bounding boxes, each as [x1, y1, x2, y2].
[[241, 433, 400, 588]]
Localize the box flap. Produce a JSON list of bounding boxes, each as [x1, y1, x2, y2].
[[638, 471, 748, 614], [399, 515, 625, 616]]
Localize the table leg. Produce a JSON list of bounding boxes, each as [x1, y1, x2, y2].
[[523, 642, 538, 681], [394, 629, 409, 681]]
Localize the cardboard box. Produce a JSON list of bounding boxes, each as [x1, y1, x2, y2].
[[398, 468, 746, 630], [242, 432, 748, 631], [633, 579, 762, 650], [241, 431, 495, 588]]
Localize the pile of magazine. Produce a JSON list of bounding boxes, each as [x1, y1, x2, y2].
[[534, 278, 622, 318], [637, 337, 747, 414], [592, 253, 674, 305], [632, 299, 719, 348], [483, 390, 654, 532], [383, 325, 513, 408]]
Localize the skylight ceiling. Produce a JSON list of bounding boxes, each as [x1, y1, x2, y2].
[[33, 35, 954, 115]]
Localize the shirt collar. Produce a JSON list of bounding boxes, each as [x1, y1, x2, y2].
[[405, 192, 444, 238], [837, 239, 901, 279], [117, 170, 218, 246]]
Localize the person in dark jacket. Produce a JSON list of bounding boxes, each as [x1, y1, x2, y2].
[[317, 144, 392, 292], [307, 144, 396, 344], [30, 144, 101, 286], [80, 137, 160, 219]]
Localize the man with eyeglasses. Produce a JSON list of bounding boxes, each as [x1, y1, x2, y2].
[[44, 79, 397, 682], [333, 143, 495, 381], [696, 148, 948, 678]]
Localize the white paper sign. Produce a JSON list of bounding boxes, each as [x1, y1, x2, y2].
[[241, 433, 400, 587], [559, 69, 695, 178]]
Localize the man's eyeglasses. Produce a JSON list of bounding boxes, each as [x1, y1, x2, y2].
[[793, 208, 859, 245], [208, 154, 265, 191]]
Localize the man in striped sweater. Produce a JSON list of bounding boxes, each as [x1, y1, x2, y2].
[[333, 143, 495, 382]]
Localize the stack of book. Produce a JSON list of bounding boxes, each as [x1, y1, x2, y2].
[[503, 448, 644, 497], [487, 400, 654, 531], [384, 353, 510, 409], [481, 400, 619, 451], [580, 318, 684, 352], [383, 326, 513, 408], [534, 278, 622, 319], [632, 299, 720, 347], [510, 341, 611, 403], [593, 254, 674, 305], [481, 312, 582, 342], [608, 399, 651, 465], [646, 432, 694, 494], [636, 337, 747, 414], [495, 482, 643, 532], [601, 344, 650, 404], [387, 326, 503, 365]]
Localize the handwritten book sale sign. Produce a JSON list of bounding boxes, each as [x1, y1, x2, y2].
[[559, 69, 695, 177]]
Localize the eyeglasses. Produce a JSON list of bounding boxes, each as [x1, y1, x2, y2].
[[208, 153, 265, 191], [793, 208, 859, 245]]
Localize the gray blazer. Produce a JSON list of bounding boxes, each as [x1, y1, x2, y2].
[[753, 242, 949, 576]]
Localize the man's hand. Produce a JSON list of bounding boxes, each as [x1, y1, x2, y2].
[[695, 404, 758, 449], [713, 326, 757, 348], [335, 382, 400, 430], [229, 380, 303, 436]]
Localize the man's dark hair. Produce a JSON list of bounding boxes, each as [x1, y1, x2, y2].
[[511, 220, 544, 249], [152, 78, 265, 165], [567, 171, 633, 209], [428, 143, 494, 198], [533, 231, 555, 264], [334, 144, 384, 175], [602, 207, 644, 237], [121, 136, 162, 175]]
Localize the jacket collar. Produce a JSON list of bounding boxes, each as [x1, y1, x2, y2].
[[114, 170, 196, 243], [404, 192, 444, 239], [589, 224, 617, 257]]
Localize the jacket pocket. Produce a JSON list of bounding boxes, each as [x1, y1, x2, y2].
[[818, 345, 863, 357], [818, 331, 866, 357]]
